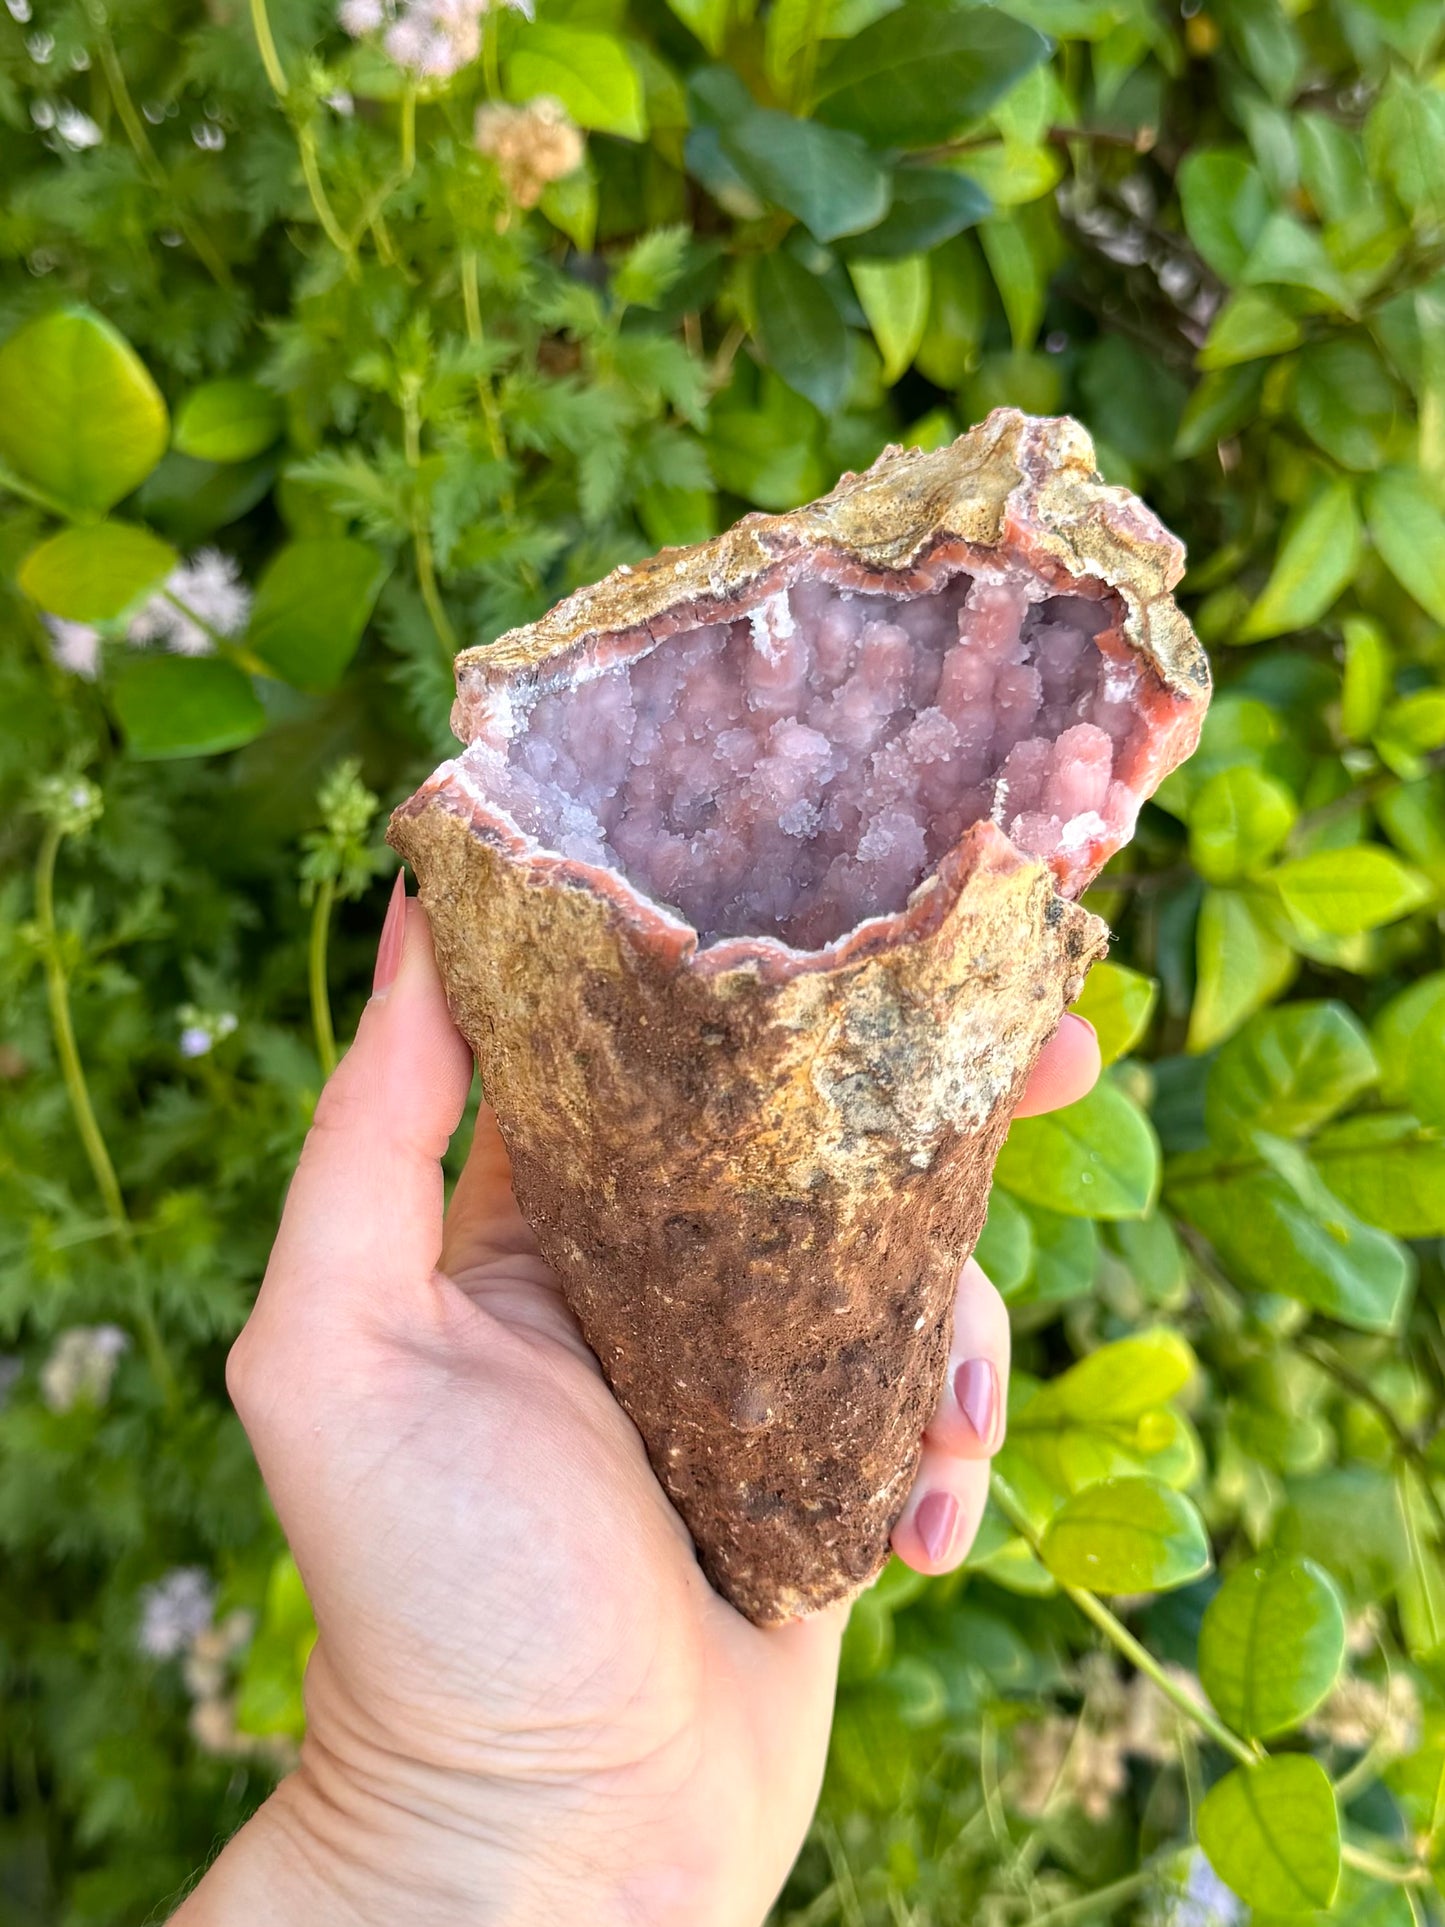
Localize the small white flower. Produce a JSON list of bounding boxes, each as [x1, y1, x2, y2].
[[44, 615, 102, 679], [179, 1025, 213, 1058], [323, 90, 355, 114], [40, 1325, 129, 1413], [178, 1007, 239, 1058], [54, 103, 101, 148], [338, 0, 384, 31], [138, 1568, 216, 1660], [129, 549, 251, 657]]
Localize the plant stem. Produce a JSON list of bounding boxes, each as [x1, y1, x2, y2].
[[459, 246, 518, 517], [1341, 1845, 1432, 1887], [248, 0, 289, 97], [90, 20, 234, 290], [991, 1472, 1258, 1769], [1024, 1860, 1177, 1927], [309, 875, 338, 1078], [400, 85, 417, 179], [159, 591, 273, 679], [401, 387, 459, 660], [35, 822, 175, 1400], [482, 7, 502, 100]]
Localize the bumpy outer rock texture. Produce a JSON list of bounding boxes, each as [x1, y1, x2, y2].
[[389, 409, 1210, 1624]]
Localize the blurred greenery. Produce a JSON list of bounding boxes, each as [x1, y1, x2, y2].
[[2, 0, 1445, 1920]]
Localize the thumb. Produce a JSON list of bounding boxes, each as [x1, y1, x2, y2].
[[260, 871, 475, 1328]]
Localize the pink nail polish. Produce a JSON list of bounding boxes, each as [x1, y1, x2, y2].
[[372, 871, 408, 996], [914, 1490, 958, 1563], [955, 1357, 999, 1448]]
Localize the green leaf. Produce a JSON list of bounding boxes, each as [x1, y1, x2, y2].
[[1397, 1470, 1445, 1660], [1340, 615, 1391, 744], [813, 5, 1050, 147], [848, 255, 929, 384], [1312, 1114, 1445, 1237], [1017, 1203, 1099, 1305], [1198, 1757, 1340, 1914], [1273, 844, 1431, 937], [1189, 888, 1297, 1053], [754, 254, 851, 414], [1178, 148, 1271, 282], [172, 379, 284, 464], [247, 538, 389, 691], [1237, 479, 1361, 642], [1198, 1557, 1345, 1739], [1365, 76, 1445, 222], [1198, 290, 1304, 370], [1205, 1001, 1378, 1144], [507, 27, 646, 141], [110, 655, 267, 759], [714, 101, 891, 242], [995, 1077, 1159, 1220], [1239, 213, 1354, 312], [1291, 340, 1397, 472], [1376, 690, 1445, 777], [1044, 1330, 1196, 1422], [1039, 1476, 1210, 1592], [1373, 972, 1445, 1124], [662, 0, 729, 55], [1071, 961, 1156, 1066], [915, 234, 989, 388], [980, 216, 1047, 351], [1189, 767, 1297, 882], [17, 522, 177, 622], [1167, 1150, 1411, 1334], [973, 1189, 1033, 1296], [611, 227, 690, 309], [707, 370, 829, 509], [1365, 469, 1445, 626], [840, 166, 991, 259], [0, 306, 169, 517]]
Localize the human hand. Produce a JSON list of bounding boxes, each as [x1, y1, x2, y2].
[[175, 875, 1099, 1927]]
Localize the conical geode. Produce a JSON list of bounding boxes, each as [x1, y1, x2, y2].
[[389, 409, 1209, 1623]]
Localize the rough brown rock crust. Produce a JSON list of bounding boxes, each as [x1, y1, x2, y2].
[[389, 409, 1210, 1624]]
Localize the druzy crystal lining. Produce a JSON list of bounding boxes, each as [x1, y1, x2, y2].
[[454, 563, 1162, 951]]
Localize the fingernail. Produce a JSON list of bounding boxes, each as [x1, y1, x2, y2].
[[955, 1357, 999, 1448], [372, 870, 408, 998], [1067, 1012, 1097, 1042], [915, 1490, 959, 1564]]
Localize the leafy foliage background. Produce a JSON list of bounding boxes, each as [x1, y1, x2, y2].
[[3, 0, 1445, 1919]]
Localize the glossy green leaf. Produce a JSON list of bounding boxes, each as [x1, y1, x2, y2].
[[1340, 615, 1391, 744], [1292, 340, 1397, 472], [1198, 1757, 1340, 1914], [507, 27, 646, 140], [1205, 1001, 1378, 1144], [1376, 690, 1445, 778], [1189, 888, 1298, 1054], [1045, 1331, 1195, 1422], [1189, 767, 1296, 882], [1397, 1470, 1445, 1660], [1373, 973, 1445, 1124], [1311, 1113, 1445, 1237], [848, 255, 929, 384], [1198, 290, 1303, 370], [0, 306, 168, 517], [18, 522, 177, 622], [1072, 961, 1156, 1066], [1273, 844, 1431, 937], [973, 1189, 1033, 1296], [1167, 1151, 1411, 1334], [1237, 479, 1361, 642], [706, 370, 829, 509], [813, 5, 1049, 147], [1039, 1476, 1210, 1592], [996, 1077, 1159, 1219], [717, 104, 891, 242], [246, 538, 389, 690], [662, 0, 729, 55], [1178, 149, 1271, 281], [914, 234, 989, 388], [980, 215, 1047, 350], [840, 167, 991, 259], [172, 379, 284, 464], [1198, 1556, 1345, 1738], [1016, 1203, 1099, 1305], [1365, 469, 1445, 626], [754, 254, 851, 414], [111, 655, 267, 759], [1365, 76, 1445, 221]]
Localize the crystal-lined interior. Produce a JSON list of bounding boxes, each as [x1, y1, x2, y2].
[[464, 571, 1152, 948]]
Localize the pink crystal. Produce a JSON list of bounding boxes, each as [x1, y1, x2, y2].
[[461, 565, 1162, 949]]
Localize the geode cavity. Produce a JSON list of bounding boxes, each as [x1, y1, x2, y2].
[[390, 409, 1209, 1623]]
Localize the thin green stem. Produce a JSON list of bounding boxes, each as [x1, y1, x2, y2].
[[1341, 1845, 1433, 1887], [1334, 1733, 1399, 1807], [297, 121, 357, 264], [992, 1472, 1258, 1769], [1024, 1860, 1178, 1927], [36, 822, 175, 1401], [309, 876, 338, 1078], [400, 85, 417, 179], [482, 7, 502, 100], [160, 591, 273, 679], [90, 21, 233, 289], [248, 0, 290, 97], [401, 387, 459, 660], [460, 247, 512, 480]]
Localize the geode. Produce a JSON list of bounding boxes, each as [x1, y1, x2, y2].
[[389, 409, 1209, 1623]]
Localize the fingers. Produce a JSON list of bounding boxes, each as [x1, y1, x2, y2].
[[440, 1102, 541, 1275], [259, 875, 474, 1325], [891, 1259, 1010, 1575], [1014, 1012, 1100, 1118]]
